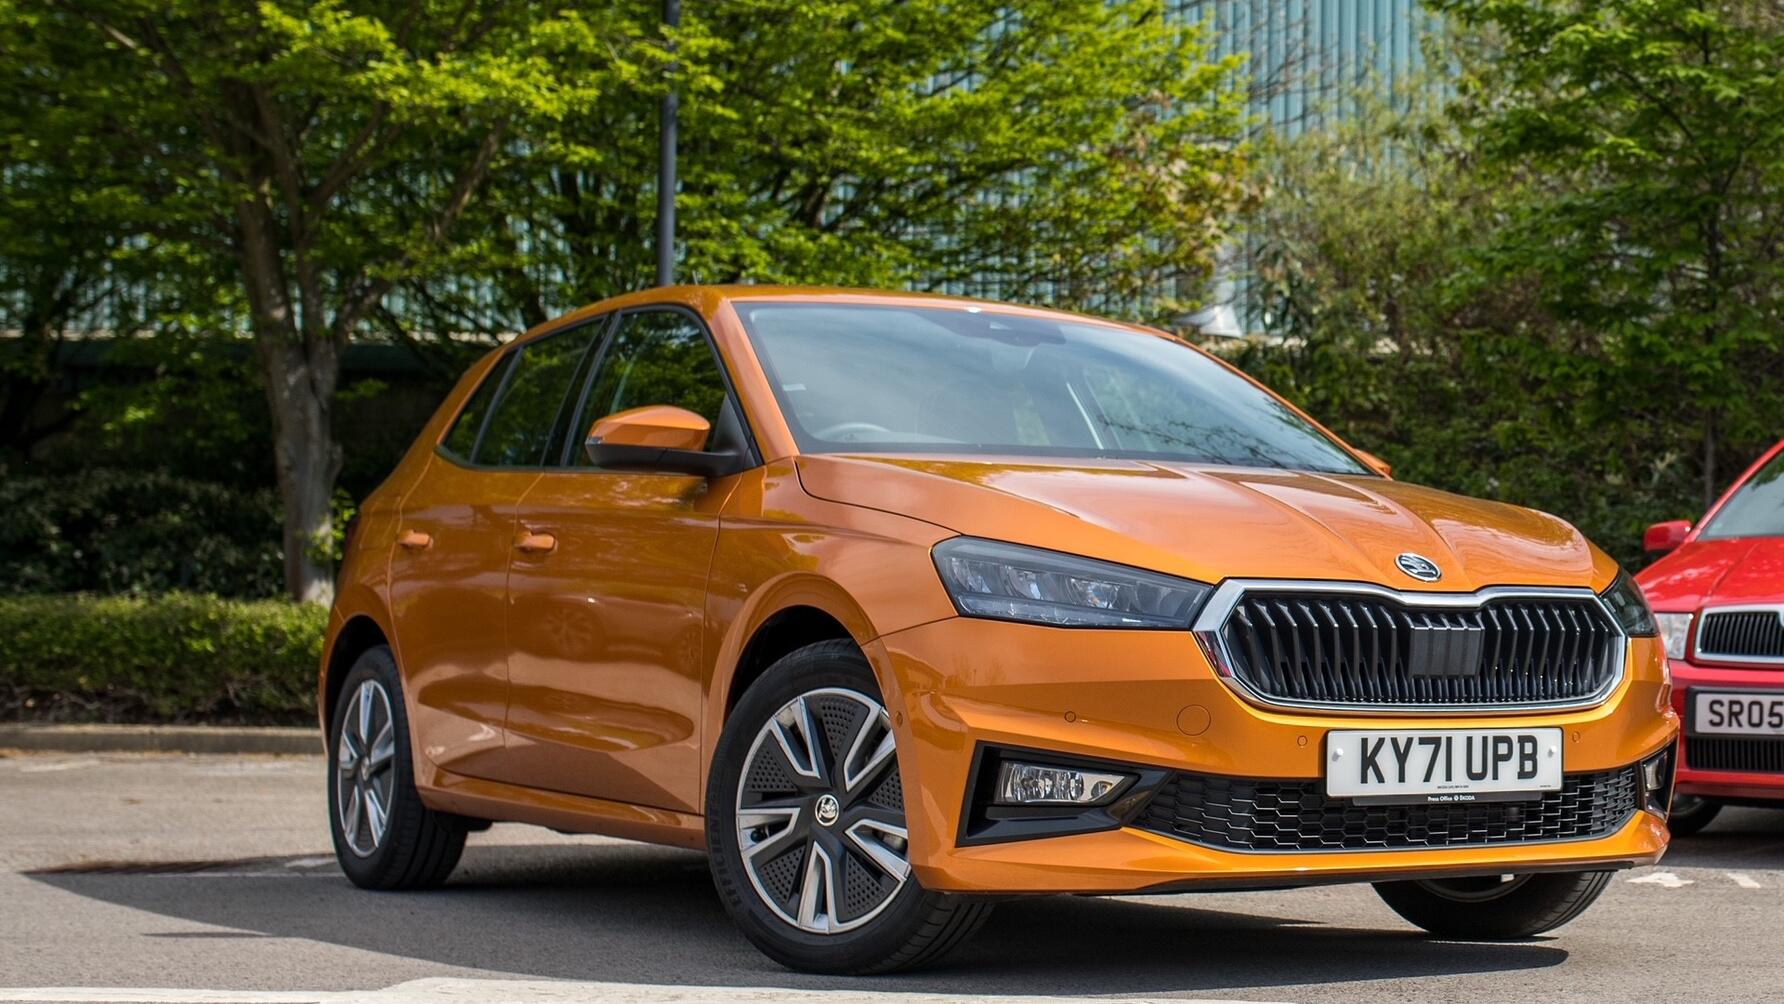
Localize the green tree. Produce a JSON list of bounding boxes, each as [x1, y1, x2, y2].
[[1431, 0, 1784, 510], [0, 7, 154, 459], [437, 0, 1250, 331], [7, 0, 1251, 604], [1231, 98, 1687, 563], [7, 1, 641, 601]]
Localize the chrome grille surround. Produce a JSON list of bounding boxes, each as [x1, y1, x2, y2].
[[1191, 580, 1628, 714], [1695, 606, 1784, 665]]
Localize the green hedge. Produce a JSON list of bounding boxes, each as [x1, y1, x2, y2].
[[0, 470, 284, 599], [0, 593, 325, 724]]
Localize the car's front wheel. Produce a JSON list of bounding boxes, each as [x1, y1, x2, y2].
[[706, 640, 991, 973], [1374, 870, 1612, 939]]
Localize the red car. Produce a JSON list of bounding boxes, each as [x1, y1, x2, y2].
[[1637, 438, 1784, 834]]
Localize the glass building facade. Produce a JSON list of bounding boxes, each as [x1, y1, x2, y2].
[[1174, 0, 1438, 335]]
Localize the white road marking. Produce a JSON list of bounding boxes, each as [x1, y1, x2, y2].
[[1628, 870, 1693, 888], [1726, 871, 1764, 889], [0, 979, 1290, 1004], [283, 857, 338, 870], [0, 992, 321, 1003], [135, 872, 325, 879], [17, 758, 101, 774]]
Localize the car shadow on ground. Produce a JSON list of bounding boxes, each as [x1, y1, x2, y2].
[[28, 838, 1567, 996]]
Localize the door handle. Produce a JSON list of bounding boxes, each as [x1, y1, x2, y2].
[[396, 529, 433, 550], [515, 531, 558, 555]]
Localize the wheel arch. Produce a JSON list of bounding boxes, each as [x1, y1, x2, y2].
[[704, 574, 913, 802], [321, 613, 395, 734], [724, 604, 859, 720]]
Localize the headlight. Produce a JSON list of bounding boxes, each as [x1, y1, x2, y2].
[[1654, 612, 1694, 660], [931, 537, 1211, 628], [1600, 571, 1658, 637]]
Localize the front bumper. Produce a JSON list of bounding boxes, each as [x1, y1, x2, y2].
[[870, 618, 1677, 895], [1671, 659, 1784, 801]]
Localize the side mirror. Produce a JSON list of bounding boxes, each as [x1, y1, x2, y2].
[[584, 405, 736, 477], [1643, 519, 1692, 555], [1355, 449, 1393, 479]]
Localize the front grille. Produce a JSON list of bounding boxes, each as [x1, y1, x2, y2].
[[1687, 736, 1784, 773], [1698, 609, 1784, 661], [1216, 590, 1620, 708], [1135, 767, 1639, 852]]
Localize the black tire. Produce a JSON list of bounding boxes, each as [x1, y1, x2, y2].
[[327, 645, 467, 890], [1374, 870, 1613, 940], [706, 639, 992, 974], [1665, 795, 1723, 837]]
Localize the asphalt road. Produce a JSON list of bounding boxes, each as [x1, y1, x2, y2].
[[2, 751, 1781, 1003]]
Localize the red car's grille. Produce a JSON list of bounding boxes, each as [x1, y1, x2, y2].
[[1697, 608, 1784, 661], [1687, 736, 1784, 773]]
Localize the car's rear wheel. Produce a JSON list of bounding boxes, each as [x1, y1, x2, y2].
[[706, 640, 992, 973], [1665, 795, 1722, 836], [1374, 870, 1612, 939], [328, 646, 467, 890]]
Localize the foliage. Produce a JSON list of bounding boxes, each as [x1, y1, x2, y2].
[[0, 593, 322, 724], [1429, 0, 1784, 509], [0, 470, 283, 598], [430, 0, 1252, 332], [1, 1, 1250, 603], [66, 335, 275, 489], [0, 0, 648, 601], [1227, 14, 1784, 567]]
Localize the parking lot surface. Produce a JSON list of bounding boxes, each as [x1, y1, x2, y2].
[[1, 751, 1780, 1002]]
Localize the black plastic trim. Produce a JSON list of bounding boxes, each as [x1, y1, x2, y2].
[[1132, 856, 1642, 896]]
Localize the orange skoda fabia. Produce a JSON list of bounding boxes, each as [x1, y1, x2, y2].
[[322, 286, 1678, 973]]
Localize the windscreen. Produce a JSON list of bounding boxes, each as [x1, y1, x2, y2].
[[734, 302, 1369, 475], [1701, 449, 1784, 539]]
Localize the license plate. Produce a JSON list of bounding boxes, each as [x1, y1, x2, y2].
[[1692, 690, 1784, 736], [1325, 728, 1564, 803]]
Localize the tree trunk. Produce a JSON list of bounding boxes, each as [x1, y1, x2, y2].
[[259, 337, 342, 604], [233, 180, 344, 605]]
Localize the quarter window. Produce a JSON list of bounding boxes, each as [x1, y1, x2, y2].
[[440, 355, 512, 461]]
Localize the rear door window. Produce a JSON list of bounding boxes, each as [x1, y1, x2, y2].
[[458, 323, 606, 468]]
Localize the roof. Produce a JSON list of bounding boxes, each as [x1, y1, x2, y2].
[[516, 284, 1174, 348]]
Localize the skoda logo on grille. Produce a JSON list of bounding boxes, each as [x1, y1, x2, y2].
[[1395, 552, 1443, 582]]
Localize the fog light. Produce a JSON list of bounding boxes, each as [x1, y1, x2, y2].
[[1640, 746, 1675, 818], [995, 761, 1132, 805]]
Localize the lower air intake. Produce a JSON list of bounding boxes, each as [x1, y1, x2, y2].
[[1134, 766, 1638, 852]]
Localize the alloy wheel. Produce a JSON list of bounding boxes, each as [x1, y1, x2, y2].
[[734, 687, 910, 934], [335, 679, 398, 857]]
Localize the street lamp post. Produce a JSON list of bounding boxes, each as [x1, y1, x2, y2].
[[656, 0, 679, 287]]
